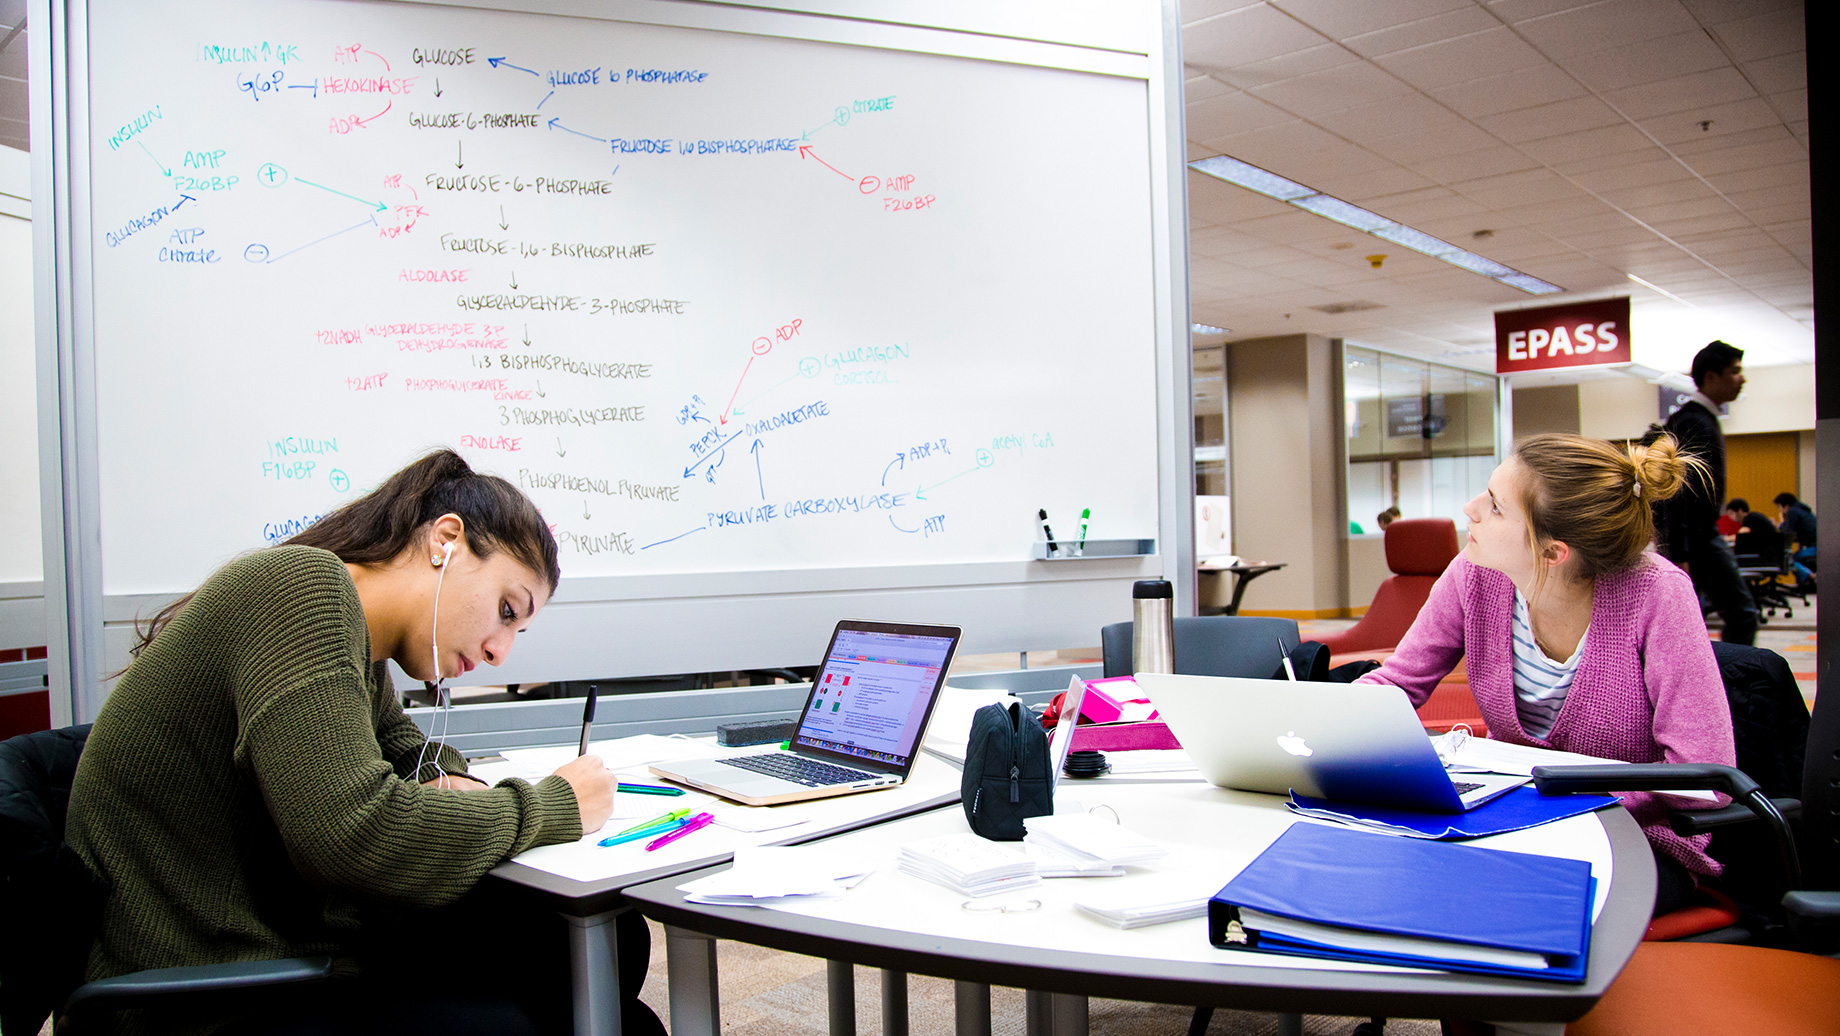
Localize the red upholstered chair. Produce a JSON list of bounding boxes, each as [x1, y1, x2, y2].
[[1317, 518, 1459, 655]]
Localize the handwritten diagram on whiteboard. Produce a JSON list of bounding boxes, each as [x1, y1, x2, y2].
[[87, 0, 1160, 595]]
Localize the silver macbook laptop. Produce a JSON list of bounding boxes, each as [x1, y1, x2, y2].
[[650, 620, 961, 806], [1135, 673, 1526, 813], [1046, 674, 1090, 792]]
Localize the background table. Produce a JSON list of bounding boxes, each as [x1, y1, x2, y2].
[[1198, 560, 1288, 616], [625, 782, 1653, 1036]]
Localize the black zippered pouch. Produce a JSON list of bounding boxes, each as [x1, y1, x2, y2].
[[961, 701, 1052, 840]]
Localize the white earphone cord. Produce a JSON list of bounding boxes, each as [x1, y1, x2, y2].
[[411, 544, 454, 784]]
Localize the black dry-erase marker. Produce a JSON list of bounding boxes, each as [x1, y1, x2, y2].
[[1039, 508, 1059, 556]]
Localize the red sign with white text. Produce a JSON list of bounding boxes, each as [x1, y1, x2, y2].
[[1494, 297, 1630, 374]]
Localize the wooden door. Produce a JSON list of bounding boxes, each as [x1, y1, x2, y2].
[[1724, 432, 1801, 515]]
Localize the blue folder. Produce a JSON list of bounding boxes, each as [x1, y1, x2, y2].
[[1209, 823, 1595, 982], [1287, 786, 1621, 840]]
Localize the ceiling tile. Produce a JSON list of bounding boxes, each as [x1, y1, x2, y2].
[[1642, 99, 1790, 146], [1364, 189, 1491, 224], [1651, 210, 1757, 239], [1366, 122, 1504, 164], [1680, 137, 1807, 177], [1187, 171, 1296, 224], [1612, 187, 1730, 219], [1564, 30, 1730, 93], [1707, 7, 1805, 62], [1741, 51, 1806, 96], [1704, 160, 1807, 195], [1603, 67, 1758, 121], [1268, 0, 1475, 38], [1428, 62, 1587, 118], [1519, 123, 1653, 166], [1185, 73, 1236, 101], [1185, 89, 1296, 140], [1311, 94, 1469, 145], [1200, 118, 1350, 168], [1339, 6, 1501, 57], [1743, 201, 1813, 226], [1179, 0, 1267, 24], [1246, 60, 1419, 116], [1375, 27, 1550, 91], [1550, 144, 1675, 177], [1183, 4, 1333, 71], [1188, 140, 1222, 162], [1453, 168, 1587, 208], [1489, 0, 1617, 20], [1476, 95, 1623, 143], [1678, 0, 1798, 22], [1208, 42, 1359, 90], [1512, 0, 1700, 59], [1410, 145, 1542, 183], [1769, 88, 1807, 122], [1311, 162, 1440, 202], [1567, 154, 1698, 193]]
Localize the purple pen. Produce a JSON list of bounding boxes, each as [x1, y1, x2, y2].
[[645, 812, 715, 851]]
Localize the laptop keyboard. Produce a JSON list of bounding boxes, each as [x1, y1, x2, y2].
[[1451, 780, 1484, 796], [717, 753, 881, 787]]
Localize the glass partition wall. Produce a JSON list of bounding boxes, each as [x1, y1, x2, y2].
[[1344, 345, 1497, 536]]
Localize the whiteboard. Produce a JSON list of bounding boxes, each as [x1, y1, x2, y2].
[[40, 0, 1192, 709], [85, 0, 1160, 594]]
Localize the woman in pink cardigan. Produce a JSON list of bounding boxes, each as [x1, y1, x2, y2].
[[1358, 432, 1734, 917]]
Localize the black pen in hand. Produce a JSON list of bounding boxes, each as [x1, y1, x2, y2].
[[579, 683, 598, 757]]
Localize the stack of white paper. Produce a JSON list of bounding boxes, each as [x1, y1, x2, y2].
[[1073, 877, 1219, 929], [677, 847, 875, 906], [1022, 840, 1125, 877], [897, 834, 1042, 897], [1022, 813, 1169, 870]]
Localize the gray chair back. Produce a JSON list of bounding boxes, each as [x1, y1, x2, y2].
[[1100, 615, 1301, 679]]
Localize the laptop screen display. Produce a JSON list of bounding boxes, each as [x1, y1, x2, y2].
[[794, 627, 956, 768]]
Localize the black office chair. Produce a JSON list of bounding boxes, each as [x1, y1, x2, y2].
[[1530, 639, 1840, 1034], [1099, 615, 1301, 679], [0, 725, 332, 1035]]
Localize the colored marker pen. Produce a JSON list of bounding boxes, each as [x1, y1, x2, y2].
[[1039, 508, 1059, 556], [1077, 508, 1090, 555]]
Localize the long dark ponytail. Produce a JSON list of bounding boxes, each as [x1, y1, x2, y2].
[[131, 449, 559, 659]]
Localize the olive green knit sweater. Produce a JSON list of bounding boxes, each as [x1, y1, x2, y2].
[[66, 546, 581, 985]]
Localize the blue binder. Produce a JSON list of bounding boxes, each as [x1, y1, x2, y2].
[[1288, 786, 1621, 840], [1209, 823, 1595, 982]]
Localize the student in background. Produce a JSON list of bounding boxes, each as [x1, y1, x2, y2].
[[66, 450, 659, 1036], [1722, 499, 1780, 567], [1654, 340, 1757, 644], [1775, 491, 1817, 589], [1376, 505, 1402, 530], [1358, 433, 1733, 918]]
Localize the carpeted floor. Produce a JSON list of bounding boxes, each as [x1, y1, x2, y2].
[[634, 919, 1443, 1036]]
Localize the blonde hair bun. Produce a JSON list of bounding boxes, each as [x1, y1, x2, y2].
[[1626, 434, 1692, 504]]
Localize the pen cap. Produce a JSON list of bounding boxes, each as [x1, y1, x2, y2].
[[1130, 580, 1174, 675]]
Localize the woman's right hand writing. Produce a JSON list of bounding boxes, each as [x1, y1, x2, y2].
[[554, 754, 616, 833]]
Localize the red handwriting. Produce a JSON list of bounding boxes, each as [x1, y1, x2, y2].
[[461, 434, 524, 452], [316, 329, 364, 345], [399, 268, 469, 282], [884, 195, 936, 212], [345, 372, 389, 390]]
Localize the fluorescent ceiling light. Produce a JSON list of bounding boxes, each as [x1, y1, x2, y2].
[[1290, 195, 1396, 232], [1440, 250, 1515, 278], [1192, 323, 1231, 334], [1372, 225, 1459, 257], [1495, 273, 1562, 294], [1189, 156, 1315, 201], [1187, 155, 1564, 296]]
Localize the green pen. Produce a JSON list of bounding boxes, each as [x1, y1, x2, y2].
[[598, 816, 691, 847], [615, 806, 693, 837], [1077, 508, 1090, 553]]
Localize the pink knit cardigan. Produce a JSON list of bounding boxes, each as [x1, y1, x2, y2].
[[1358, 552, 1735, 876]]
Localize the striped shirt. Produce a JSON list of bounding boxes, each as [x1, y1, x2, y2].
[[1510, 590, 1588, 740]]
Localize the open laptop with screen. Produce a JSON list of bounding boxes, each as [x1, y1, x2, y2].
[[650, 620, 962, 806], [1135, 673, 1525, 813]]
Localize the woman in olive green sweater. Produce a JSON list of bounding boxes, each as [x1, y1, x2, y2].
[[66, 450, 651, 1035]]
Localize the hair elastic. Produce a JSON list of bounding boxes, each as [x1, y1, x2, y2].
[[1632, 481, 1642, 497]]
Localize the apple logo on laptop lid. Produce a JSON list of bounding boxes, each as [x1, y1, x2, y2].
[[1276, 731, 1313, 758]]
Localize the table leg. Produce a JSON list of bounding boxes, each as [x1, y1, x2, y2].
[[954, 981, 991, 1036], [1277, 1012, 1302, 1036], [564, 908, 626, 1036], [663, 924, 721, 1036], [882, 970, 909, 1036], [827, 959, 856, 1036], [1024, 991, 1088, 1036]]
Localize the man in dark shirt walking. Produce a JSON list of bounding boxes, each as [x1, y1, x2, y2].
[[1658, 341, 1758, 645]]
